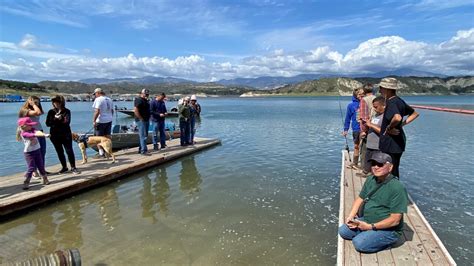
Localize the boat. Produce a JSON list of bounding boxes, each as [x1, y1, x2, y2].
[[85, 122, 180, 151], [337, 150, 456, 265], [116, 108, 179, 117]]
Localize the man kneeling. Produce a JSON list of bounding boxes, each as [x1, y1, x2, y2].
[[339, 152, 408, 253]]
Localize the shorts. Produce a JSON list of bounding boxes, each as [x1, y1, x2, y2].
[[352, 131, 360, 144], [95, 122, 112, 136]]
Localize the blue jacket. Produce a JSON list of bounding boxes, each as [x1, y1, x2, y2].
[[150, 99, 167, 122], [344, 96, 360, 132]]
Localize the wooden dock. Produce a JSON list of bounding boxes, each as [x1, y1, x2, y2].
[[337, 151, 456, 265], [0, 137, 220, 218]]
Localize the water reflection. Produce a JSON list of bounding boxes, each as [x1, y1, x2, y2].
[[141, 176, 158, 223], [179, 156, 202, 202], [98, 188, 121, 231], [154, 168, 170, 215]]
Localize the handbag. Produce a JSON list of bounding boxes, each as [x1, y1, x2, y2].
[[357, 175, 393, 217]]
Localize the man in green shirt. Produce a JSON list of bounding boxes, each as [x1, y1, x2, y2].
[[339, 152, 408, 253]]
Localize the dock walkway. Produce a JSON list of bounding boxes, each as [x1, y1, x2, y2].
[[0, 137, 220, 217], [338, 151, 456, 265]]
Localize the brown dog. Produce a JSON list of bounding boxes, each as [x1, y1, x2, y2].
[[72, 132, 116, 164]]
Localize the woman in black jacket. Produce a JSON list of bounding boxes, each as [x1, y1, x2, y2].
[[46, 95, 80, 174]]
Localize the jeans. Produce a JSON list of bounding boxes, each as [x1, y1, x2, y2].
[[190, 117, 196, 144], [179, 119, 190, 146], [338, 222, 399, 253], [137, 120, 149, 153], [152, 120, 166, 147]]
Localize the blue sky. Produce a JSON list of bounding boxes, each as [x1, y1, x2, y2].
[[0, 0, 473, 82]]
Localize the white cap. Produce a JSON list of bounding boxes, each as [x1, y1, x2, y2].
[[178, 98, 184, 105], [191, 94, 197, 100], [184, 96, 190, 101]]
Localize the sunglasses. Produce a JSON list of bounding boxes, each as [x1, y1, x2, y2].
[[371, 162, 385, 167]]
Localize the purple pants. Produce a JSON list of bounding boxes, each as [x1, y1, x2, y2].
[[24, 149, 46, 179]]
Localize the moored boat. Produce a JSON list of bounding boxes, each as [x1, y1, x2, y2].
[[116, 108, 179, 117]]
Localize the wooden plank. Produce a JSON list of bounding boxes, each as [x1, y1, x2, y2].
[[0, 137, 220, 217], [405, 198, 455, 265], [342, 152, 361, 266], [337, 151, 346, 266]]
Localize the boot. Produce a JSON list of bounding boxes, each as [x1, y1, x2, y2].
[[42, 176, 50, 185]]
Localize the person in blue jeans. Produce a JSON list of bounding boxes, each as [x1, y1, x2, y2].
[[134, 89, 151, 155], [150, 92, 168, 150], [339, 152, 408, 253]]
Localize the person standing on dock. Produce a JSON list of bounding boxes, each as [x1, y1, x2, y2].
[[189, 95, 199, 144], [46, 95, 80, 174], [358, 84, 376, 177], [92, 88, 114, 139], [378, 78, 419, 178], [150, 92, 168, 150], [338, 152, 408, 253], [178, 97, 191, 146], [362, 96, 385, 173], [134, 89, 151, 155], [342, 89, 364, 169]]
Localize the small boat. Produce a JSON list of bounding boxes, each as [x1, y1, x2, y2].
[[116, 108, 179, 117], [87, 122, 180, 151]]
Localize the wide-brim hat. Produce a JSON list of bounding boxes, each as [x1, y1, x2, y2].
[[18, 117, 38, 127], [379, 77, 399, 90], [92, 87, 102, 95]]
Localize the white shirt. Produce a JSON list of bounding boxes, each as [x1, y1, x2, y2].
[[92, 96, 114, 123]]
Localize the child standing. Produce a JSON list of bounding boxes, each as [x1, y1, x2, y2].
[[16, 117, 51, 190]]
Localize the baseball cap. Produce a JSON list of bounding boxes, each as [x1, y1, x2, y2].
[[141, 89, 150, 95], [369, 152, 393, 164], [18, 117, 38, 127]]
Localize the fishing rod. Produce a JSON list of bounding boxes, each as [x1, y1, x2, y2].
[[338, 93, 352, 163]]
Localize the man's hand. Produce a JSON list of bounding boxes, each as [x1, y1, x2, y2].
[[345, 216, 359, 229], [342, 131, 348, 136]]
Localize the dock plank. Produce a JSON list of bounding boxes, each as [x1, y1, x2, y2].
[[0, 137, 220, 217], [337, 150, 456, 266]]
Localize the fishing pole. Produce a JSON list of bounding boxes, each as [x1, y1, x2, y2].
[[338, 92, 352, 163]]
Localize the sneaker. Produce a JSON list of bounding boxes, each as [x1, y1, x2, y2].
[[22, 181, 30, 190], [42, 176, 50, 185], [71, 168, 81, 174], [59, 168, 69, 174], [153, 145, 159, 151]]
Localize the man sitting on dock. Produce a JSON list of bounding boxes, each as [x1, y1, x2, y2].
[[339, 152, 408, 253]]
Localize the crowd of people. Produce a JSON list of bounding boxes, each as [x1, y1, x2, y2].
[[340, 77, 420, 253], [16, 88, 202, 189]]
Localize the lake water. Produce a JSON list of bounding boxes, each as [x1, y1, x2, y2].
[[0, 96, 473, 265]]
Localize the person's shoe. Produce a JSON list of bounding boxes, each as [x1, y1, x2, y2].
[[153, 144, 159, 151], [71, 168, 81, 174], [161, 144, 167, 149], [42, 176, 50, 185], [59, 168, 69, 174], [22, 180, 30, 190]]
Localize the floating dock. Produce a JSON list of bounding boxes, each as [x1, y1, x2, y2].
[[0, 137, 220, 218], [411, 105, 474, 115], [338, 151, 456, 265]]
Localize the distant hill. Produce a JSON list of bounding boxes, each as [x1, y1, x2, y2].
[[79, 75, 195, 85], [269, 76, 474, 95], [218, 68, 446, 89]]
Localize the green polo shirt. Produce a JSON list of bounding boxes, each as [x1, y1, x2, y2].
[[359, 174, 408, 235]]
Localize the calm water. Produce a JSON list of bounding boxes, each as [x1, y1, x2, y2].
[[0, 96, 473, 265]]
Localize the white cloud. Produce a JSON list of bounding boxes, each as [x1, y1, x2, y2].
[[1, 29, 473, 82], [127, 19, 155, 30]]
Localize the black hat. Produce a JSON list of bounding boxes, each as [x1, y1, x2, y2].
[[369, 152, 393, 164]]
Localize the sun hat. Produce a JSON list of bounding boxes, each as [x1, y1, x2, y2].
[[141, 89, 150, 95], [92, 88, 103, 95], [18, 117, 38, 127], [191, 95, 197, 101], [379, 77, 399, 90], [369, 152, 393, 164]]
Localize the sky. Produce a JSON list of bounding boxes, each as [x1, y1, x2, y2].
[[0, 0, 473, 82]]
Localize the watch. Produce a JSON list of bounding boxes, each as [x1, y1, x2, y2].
[[371, 224, 377, 231]]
